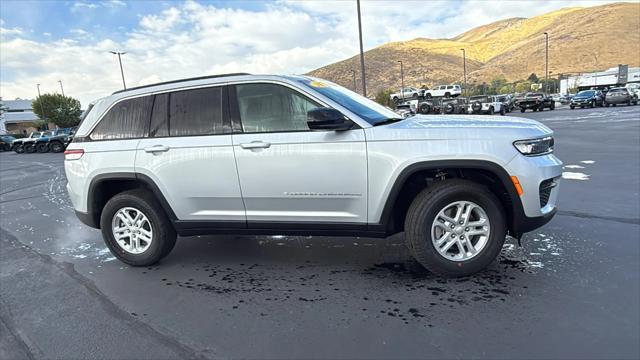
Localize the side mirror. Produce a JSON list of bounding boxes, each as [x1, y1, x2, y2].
[[307, 108, 354, 131]]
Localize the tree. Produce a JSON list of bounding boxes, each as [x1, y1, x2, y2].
[[374, 88, 395, 108], [32, 93, 82, 128], [527, 73, 539, 83], [515, 81, 532, 93]]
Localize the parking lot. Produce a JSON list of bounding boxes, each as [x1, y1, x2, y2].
[[1, 105, 639, 359]]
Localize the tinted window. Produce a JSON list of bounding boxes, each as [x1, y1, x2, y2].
[[149, 93, 169, 137], [169, 87, 223, 137], [446, 86, 453, 89], [91, 96, 153, 140], [236, 83, 320, 133]]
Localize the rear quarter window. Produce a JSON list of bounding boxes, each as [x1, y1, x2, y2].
[[90, 96, 153, 140]]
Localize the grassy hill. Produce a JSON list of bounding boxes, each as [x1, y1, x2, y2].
[[307, 2, 640, 94]]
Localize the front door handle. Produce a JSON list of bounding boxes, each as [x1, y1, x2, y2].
[[240, 141, 271, 150], [144, 145, 170, 153]]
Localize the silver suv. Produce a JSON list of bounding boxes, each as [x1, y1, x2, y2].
[[65, 73, 562, 276]]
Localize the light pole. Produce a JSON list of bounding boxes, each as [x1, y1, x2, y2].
[[544, 32, 549, 94], [58, 80, 65, 97], [356, 0, 366, 97], [110, 50, 127, 90], [398, 60, 404, 101], [36, 84, 46, 121], [351, 69, 357, 92], [460, 48, 467, 99]]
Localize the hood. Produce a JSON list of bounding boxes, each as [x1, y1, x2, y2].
[[366, 115, 553, 142]]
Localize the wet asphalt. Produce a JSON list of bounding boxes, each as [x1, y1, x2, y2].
[[1, 105, 638, 359]]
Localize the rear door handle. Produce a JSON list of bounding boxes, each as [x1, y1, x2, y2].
[[144, 145, 170, 153], [240, 141, 271, 150]]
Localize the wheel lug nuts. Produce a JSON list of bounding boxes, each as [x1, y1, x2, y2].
[[459, 221, 464, 225], [465, 227, 469, 231], [450, 225, 455, 229], [451, 234, 456, 238]]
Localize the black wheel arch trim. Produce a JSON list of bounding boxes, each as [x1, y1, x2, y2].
[[373, 160, 536, 237], [84, 172, 178, 228]]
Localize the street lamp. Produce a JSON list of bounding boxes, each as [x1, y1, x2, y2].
[[398, 60, 404, 102], [58, 80, 65, 97], [460, 48, 467, 99], [36, 84, 46, 121], [356, 0, 366, 97], [110, 50, 127, 90], [350, 69, 357, 92], [544, 32, 549, 94]]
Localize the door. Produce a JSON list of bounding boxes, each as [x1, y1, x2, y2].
[[230, 82, 368, 225], [135, 86, 245, 223]]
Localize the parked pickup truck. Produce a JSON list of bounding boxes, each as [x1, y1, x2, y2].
[[519, 93, 555, 112], [390, 88, 421, 103]]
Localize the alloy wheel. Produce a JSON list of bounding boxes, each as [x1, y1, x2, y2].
[[111, 207, 153, 254], [431, 201, 491, 261]]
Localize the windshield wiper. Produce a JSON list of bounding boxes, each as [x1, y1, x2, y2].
[[373, 117, 404, 126]]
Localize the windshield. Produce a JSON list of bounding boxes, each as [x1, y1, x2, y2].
[[577, 90, 595, 96], [293, 77, 401, 125]]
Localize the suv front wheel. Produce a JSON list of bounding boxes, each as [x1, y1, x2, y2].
[[404, 179, 506, 277], [100, 189, 176, 266]]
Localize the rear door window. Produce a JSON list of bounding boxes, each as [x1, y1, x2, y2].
[[90, 95, 153, 140]]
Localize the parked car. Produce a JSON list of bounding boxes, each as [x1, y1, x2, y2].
[[390, 87, 420, 103], [35, 128, 75, 153], [604, 87, 638, 107], [0, 135, 16, 151], [559, 94, 573, 105], [65, 73, 562, 277], [496, 94, 516, 113], [625, 83, 640, 98], [519, 93, 555, 112], [423, 85, 462, 98], [467, 95, 506, 115], [570, 90, 604, 109], [442, 98, 468, 114], [12, 132, 45, 153], [512, 93, 526, 108], [395, 99, 419, 118]]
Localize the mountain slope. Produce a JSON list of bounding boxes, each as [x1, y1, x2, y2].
[[307, 2, 640, 94]]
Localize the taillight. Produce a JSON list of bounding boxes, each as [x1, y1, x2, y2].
[[64, 149, 84, 160]]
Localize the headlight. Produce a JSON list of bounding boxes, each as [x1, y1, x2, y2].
[[513, 136, 554, 156]]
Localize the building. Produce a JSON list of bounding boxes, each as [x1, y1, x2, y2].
[[560, 65, 640, 94], [0, 98, 42, 134]]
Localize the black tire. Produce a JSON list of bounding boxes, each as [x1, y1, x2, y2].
[[404, 179, 507, 277], [412, 93, 418, 99], [570, 105, 575, 110], [49, 141, 64, 153], [444, 103, 454, 114], [392, 97, 399, 104], [426, 93, 432, 99], [627, 99, 632, 106], [550, 102, 555, 110], [612, 104, 616, 107], [591, 100, 596, 108], [538, 103, 544, 111], [444, 92, 451, 98], [499, 106, 505, 116], [13, 144, 24, 153], [520, 107, 526, 113], [488, 106, 494, 115], [24, 143, 35, 153], [100, 189, 177, 266], [419, 103, 431, 114], [36, 142, 50, 153]]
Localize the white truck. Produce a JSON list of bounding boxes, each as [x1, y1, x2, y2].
[[390, 87, 420, 103]]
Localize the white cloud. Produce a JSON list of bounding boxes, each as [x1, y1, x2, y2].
[[71, 1, 99, 10], [0, 0, 631, 107]]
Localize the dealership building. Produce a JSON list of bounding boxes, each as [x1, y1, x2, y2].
[[0, 98, 43, 134], [560, 65, 640, 94]]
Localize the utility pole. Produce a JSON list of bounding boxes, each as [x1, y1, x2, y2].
[[460, 48, 467, 99], [58, 80, 65, 97], [398, 60, 404, 102], [351, 69, 357, 92], [544, 32, 549, 94], [356, 0, 366, 97], [110, 51, 127, 90], [36, 84, 46, 121]]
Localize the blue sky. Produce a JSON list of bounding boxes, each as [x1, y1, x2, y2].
[[0, 0, 626, 106]]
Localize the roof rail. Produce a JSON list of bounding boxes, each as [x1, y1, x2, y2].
[[111, 73, 251, 95]]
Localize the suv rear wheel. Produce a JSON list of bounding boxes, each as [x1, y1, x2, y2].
[[404, 179, 506, 277], [24, 143, 36, 153], [13, 144, 24, 153], [49, 141, 64, 153], [100, 189, 176, 266]]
